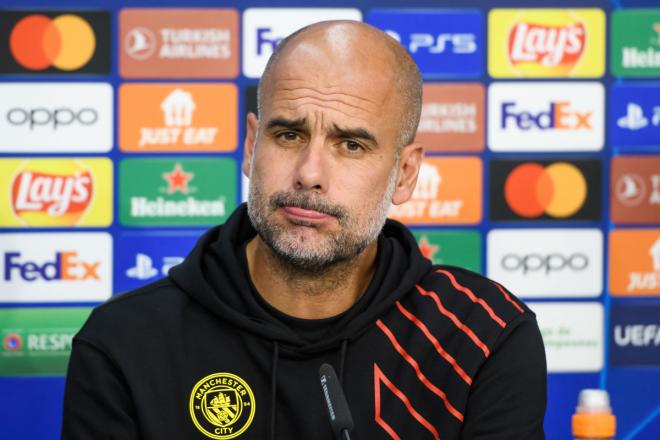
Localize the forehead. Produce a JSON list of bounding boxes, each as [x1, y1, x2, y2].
[[261, 39, 400, 128]]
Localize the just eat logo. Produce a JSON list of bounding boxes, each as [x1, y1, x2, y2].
[[4, 251, 100, 282]]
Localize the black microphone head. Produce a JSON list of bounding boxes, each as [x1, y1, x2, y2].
[[319, 363, 354, 436]]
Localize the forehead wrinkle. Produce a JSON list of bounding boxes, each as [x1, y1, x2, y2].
[[277, 81, 379, 105]]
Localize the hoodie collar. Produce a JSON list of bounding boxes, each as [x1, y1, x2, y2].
[[168, 203, 431, 354]]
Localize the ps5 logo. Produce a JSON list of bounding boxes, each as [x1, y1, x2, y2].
[[126, 253, 183, 281], [386, 31, 477, 54], [617, 102, 660, 131]]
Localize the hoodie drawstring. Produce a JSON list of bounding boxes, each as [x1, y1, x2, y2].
[[339, 339, 349, 386], [270, 341, 280, 440]]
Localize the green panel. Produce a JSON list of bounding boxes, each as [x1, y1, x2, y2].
[[412, 229, 482, 273], [120, 158, 237, 226], [611, 9, 660, 77], [0, 308, 92, 376]]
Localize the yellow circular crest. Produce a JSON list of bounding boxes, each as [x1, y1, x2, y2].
[[189, 372, 256, 439]]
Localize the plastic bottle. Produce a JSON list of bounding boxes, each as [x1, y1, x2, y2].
[[572, 389, 616, 440]]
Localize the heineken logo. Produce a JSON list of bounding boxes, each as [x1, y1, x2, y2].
[[120, 158, 236, 226], [612, 10, 660, 76], [163, 163, 194, 194], [412, 230, 482, 273]]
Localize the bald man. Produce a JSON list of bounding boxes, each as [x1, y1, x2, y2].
[[63, 21, 546, 440]]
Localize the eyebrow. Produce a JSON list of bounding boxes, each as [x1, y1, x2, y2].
[[265, 117, 307, 131], [329, 123, 377, 145], [264, 117, 378, 145]]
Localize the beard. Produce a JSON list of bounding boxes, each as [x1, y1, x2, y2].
[[247, 164, 398, 272]]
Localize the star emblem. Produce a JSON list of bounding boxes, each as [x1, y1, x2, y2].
[[418, 236, 439, 261], [162, 163, 194, 194]]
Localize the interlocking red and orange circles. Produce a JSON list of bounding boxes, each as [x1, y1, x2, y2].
[[9, 14, 96, 71]]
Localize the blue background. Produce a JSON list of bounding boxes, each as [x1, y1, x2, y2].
[[0, 0, 659, 439]]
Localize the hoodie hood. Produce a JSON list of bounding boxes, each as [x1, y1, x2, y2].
[[169, 204, 431, 355]]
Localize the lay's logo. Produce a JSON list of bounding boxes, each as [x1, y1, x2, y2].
[[0, 159, 112, 227], [489, 9, 605, 78], [508, 22, 585, 69], [12, 170, 92, 220]]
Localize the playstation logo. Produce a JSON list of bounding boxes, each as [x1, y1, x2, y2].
[[617, 103, 649, 130], [126, 253, 184, 281], [126, 253, 159, 280]]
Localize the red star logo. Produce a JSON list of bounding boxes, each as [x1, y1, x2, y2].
[[418, 236, 439, 261], [162, 163, 193, 194]]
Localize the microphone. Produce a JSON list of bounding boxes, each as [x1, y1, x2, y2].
[[319, 363, 354, 440]]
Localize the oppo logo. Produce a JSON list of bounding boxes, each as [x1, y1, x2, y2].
[[7, 107, 98, 130], [501, 253, 589, 274]]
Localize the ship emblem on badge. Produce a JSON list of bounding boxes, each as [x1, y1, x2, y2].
[[189, 372, 256, 439]]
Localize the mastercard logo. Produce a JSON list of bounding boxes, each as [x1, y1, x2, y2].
[[9, 14, 96, 71], [504, 162, 587, 218]]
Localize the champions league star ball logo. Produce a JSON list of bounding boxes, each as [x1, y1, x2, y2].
[[189, 372, 255, 439]]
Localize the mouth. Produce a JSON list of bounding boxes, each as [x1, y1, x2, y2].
[[281, 206, 334, 225]]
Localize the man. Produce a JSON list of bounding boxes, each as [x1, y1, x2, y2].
[[63, 21, 546, 439]]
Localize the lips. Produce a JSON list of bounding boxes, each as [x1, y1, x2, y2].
[[282, 206, 332, 220]]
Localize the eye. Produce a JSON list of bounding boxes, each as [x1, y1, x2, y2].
[[342, 140, 364, 153], [278, 131, 300, 142]]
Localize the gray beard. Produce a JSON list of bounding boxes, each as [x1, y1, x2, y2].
[[246, 164, 398, 274]]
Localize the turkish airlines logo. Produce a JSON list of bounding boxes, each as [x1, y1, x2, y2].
[[488, 229, 602, 298], [490, 159, 600, 222], [124, 27, 157, 60], [119, 9, 238, 79], [508, 22, 585, 69], [611, 156, 660, 224], [415, 83, 484, 152]]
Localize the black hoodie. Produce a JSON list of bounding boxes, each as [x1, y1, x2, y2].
[[62, 205, 546, 440]]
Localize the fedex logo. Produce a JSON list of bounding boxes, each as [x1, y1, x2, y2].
[[242, 8, 362, 78], [0, 233, 111, 302], [256, 28, 283, 56], [367, 9, 483, 78], [488, 82, 604, 152], [4, 251, 99, 282], [501, 101, 592, 130]]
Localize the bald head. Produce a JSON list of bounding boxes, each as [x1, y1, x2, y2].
[[257, 21, 423, 149]]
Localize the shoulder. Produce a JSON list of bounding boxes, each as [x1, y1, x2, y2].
[[74, 277, 189, 349], [408, 265, 535, 357]]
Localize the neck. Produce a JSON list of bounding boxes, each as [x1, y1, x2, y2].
[[245, 236, 378, 319]]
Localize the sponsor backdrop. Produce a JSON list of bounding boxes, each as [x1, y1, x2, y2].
[[0, 0, 659, 439]]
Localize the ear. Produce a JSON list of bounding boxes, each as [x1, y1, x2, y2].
[[242, 112, 259, 178], [391, 142, 424, 205]]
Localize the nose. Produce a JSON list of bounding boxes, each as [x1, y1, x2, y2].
[[293, 136, 328, 192]]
